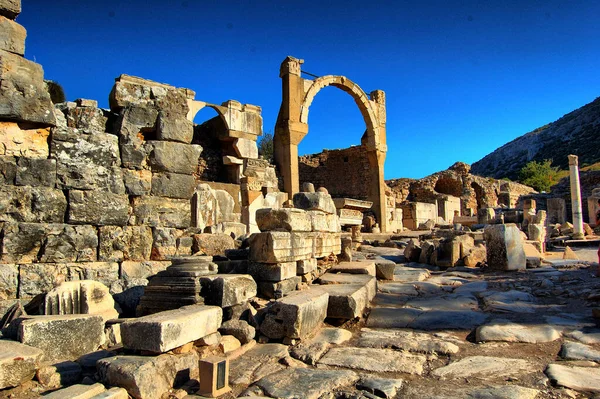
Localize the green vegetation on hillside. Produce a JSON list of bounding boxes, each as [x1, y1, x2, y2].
[[518, 159, 559, 192]]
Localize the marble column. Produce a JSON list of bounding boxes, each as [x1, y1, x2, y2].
[[568, 155, 585, 239]]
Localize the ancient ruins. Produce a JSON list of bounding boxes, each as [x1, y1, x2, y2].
[[1, 2, 600, 399]]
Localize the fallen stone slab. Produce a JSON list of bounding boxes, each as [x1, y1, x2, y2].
[[315, 283, 373, 320], [260, 289, 329, 340], [229, 343, 289, 386], [467, 385, 540, 399], [0, 340, 43, 389], [476, 319, 562, 343], [42, 383, 107, 399], [373, 292, 409, 308], [318, 273, 377, 300], [366, 307, 422, 328], [546, 363, 600, 392], [255, 208, 312, 232], [393, 266, 430, 282], [199, 274, 257, 307], [378, 282, 418, 296], [44, 280, 120, 322], [427, 276, 469, 286], [373, 257, 396, 280], [17, 314, 104, 363], [36, 360, 82, 389], [453, 281, 488, 296], [329, 261, 376, 276], [121, 304, 222, 353], [256, 367, 359, 399], [357, 377, 403, 399], [481, 290, 538, 313], [90, 387, 129, 398], [561, 342, 600, 362], [357, 328, 459, 355], [290, 327, 353, 365], [484, 224, 526, 271], [97, 352, 199, 399], [565, 328, 600, 344], [432, 356, 533, 379], [318, 347, 427, 374]]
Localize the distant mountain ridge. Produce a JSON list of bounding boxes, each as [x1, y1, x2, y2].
[[471, 96, 600, 180]]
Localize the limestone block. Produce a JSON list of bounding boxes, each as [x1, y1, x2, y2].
[[121, 260, 170, 280], [15, 157, 56, 187], [17, 314, 104, 363], [116, 105, 158, 139], [329, 261, 376, 276], [316, 283, 371, 320], [248, 261, 296, 282], [97, 352, 199, 399], [218, 221, 247, 238], [0, 0, 20, 19], [44, 280, 120, 322], [0, 340, 43, 389], [122, 169, 152, 196], [293, 192, 337, 214], [199, 274, 257, 307], [68, 190, 130, 226], [313, 232, 342, 258], [150, 227, 180, 261], [192, 184, 219, 230], [16, 263, 68, 297], [257, 276, 300, 299], [248, 231, 314, 263], [309, 210, 341, 233], [0, 263, 17, 300], [0, 16, 24, 55], [50, 127, 124, 193], [297, 258, 317, 275], [63, 104, 108, 134], [0, 185, 66, 223], [484, 224, 526, 271], [99, 226, 153, 262], [233, 137, 258, 159], [132, 196, 191, 228], [156, 110, 193, 143], [214, 189, 237, 222], [2, 223, 98, 264], [120, 304, 222, 353], [145, 141, 202, 174], [318, 274, 377, 301], [0, 155, 16, 183], [35, 361, 82, 389], [192, 233, 236, 256], [0, 122, 50, 158], [464, 244, 487, 267], [374, 258, 396, 280], [528, 223, 546, 242], [43, 383, 106, 399], [64, 262, 120, 289], [0, 50, 55, 126], [256, 208, 312, 232], [260, 289, 329, 340], [151, 172, 195, 199]]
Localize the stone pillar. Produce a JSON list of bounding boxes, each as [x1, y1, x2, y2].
[[568, 155, 585, 239], [587, 188, 600, 227]]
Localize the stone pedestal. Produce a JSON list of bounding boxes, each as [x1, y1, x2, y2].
[[568, 155, 584, 239], [136, 256, 217, 316]]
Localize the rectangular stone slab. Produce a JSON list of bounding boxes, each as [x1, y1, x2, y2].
[[315, 283, 372, 320], [329, 261, 376, 276], [256, 208, 312, 232], [0, 340, 43, 389], [248, 261, 296, 282], [248, 231, 313, 263], [120, 304, 222, 353]]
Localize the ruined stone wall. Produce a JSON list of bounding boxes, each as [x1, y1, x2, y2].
[[298, 145, 371, 201]]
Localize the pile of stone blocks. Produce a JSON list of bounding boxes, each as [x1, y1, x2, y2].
[[403, 232, 486, 268], [248, 191, 342, 298]]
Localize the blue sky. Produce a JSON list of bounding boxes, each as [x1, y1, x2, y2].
[[21, 0, 600, 179]]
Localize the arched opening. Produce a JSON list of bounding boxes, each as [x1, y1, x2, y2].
[[192, 107, 233, 183], [471, 182, 485, 211], [434, 177, 463, 197]]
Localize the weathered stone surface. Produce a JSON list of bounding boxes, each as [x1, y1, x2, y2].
[[156, 110, 193, 143], [17, 314, 104, 363], [0, 340, 43, 389], [98, 353, 198, 399], [0, 51, 55, 125], [35, 361, 82, 389], [0, 16, 24, 55], [484, 224, 526, 271], [357, 377, 403, 399], [122, 169, 152, 196], [256, 208, 312, 232], [374, 258, 396, 280], [43, 383, 106, 399], [62, 103, 108, 134], [0, 122, 50, 158], [15, 157, 56, 187], [297, 258, 317, 274], [293, 192, 336, 214], [476, 319, 561, 343], [229, 343, 288, 386], [233, 137, 258, 159], [145, 141, 202, 174], [200, 274, 257, 307], [0, 155, 16, 183], [2, 223, 97, 264], [132, 196, 191, 228], [545, 364, 600, 392], [99, 226, 152, 262], [150, 172, 195, 199], [257, 276, 300, 299], [248, 231, 313, 263], [260, 289, 329, 340], [319, 347, 427, 374], [0, 0, 20, 19], [308, 210, 341, 233], [248, 261, 296, 282], [0, 262, 17, 300], [480, 290, 537, 313], [68, 190, 130, 226], [561, 342, 600, 362], [44, 280, 120, 321], [318, 273, 377, 301], [219, 319, 255, 344], [315, 283, 372, 319], [0, 186, 67, 223], [393, 266, 430, 282], [329, 261, 376, 276], [121, 304, 222, 352], [313, 231, 341, 257], [51, 127, 124, 193], [357, 328, 459, 355], [432, 356, 532, 379], [192, 233, 236, 256], [256, 368, 359, 399]]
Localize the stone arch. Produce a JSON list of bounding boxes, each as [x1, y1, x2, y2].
[[187, 101, 230, 131], [434, 176, 463, 198], [299, 75, 380, 148], [471, 182, 485, 210]]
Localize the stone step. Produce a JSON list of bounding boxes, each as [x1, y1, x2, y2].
[[42, 382, 107, 398], [314, 283, 373, 320], [317, 273, 377, 301], [121, 304, 222, 353], [329, 261, 376, 276]]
